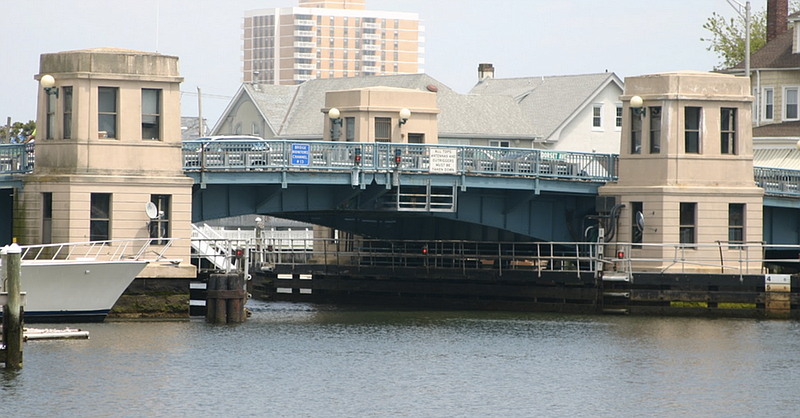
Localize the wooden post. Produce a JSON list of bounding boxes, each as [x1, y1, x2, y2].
[[205, 273, 246, 324], [3, 243, 23, 369]]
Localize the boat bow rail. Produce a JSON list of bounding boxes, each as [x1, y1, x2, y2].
[[17, 238, 177, 263]]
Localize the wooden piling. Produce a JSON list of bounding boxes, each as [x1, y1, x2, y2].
[[205, 273, 246, 324], [2, 243, 23, 369]]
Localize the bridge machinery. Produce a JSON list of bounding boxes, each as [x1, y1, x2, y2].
[[184, 140, 617, 242]]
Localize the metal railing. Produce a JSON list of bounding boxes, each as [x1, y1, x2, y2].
[[754, 166, 800, 197], [0, 143, 34, 174], [234, 237, 602, 277], [189, 236, 800, 278], [17, 238, 176, 262], [181, 139, 619, 182]]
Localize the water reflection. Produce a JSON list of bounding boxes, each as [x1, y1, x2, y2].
[[2, 301, 799, 417]]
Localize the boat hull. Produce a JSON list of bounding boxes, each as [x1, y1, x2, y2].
[[2, 260, 148, 323]]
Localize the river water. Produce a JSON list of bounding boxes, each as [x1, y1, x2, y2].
[[2, 300, 799, 418]]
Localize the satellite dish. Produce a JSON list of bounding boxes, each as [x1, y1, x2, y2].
[[635, 211, 645, 232], [145, 202, 159, 219]]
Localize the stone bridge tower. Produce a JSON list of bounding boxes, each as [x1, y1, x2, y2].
[[17, 48, 195, 280], [599, 71, 764, 273]]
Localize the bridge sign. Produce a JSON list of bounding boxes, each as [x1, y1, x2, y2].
[[429, 148, 457, 174], [291, 144, 310, 166]]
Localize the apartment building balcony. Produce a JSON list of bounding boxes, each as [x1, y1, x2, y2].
[[294, 52, 316, 59], [362, 44, 380, 51], [362, 66, 380, 73], [294, 41, 316, 48], [294, 19, 315, 26], [294, 30, 315, 37], [362, 33, 381, 40], [294, 63, 316, 70], [362, 22, 381, 29], [293, 74, 316, 81], [362, 55, 379, 62]]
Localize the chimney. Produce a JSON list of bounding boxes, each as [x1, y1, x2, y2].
[[478, 63, 495, 80], [767, 0, 789, 42]]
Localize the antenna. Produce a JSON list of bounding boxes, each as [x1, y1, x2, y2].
[[145, 202, 159, 219]]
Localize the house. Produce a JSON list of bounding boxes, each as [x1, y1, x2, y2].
[[211, 70, 624, 153], [469, 70, 624, 153], [728, 6, 800, 168]]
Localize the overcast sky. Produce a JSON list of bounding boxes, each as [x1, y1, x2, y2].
[[1, 0, 756, 128]]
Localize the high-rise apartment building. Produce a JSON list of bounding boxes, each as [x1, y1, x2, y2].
[[243, 0, 423, 85]]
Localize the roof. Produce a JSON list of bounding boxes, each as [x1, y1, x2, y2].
[[230, 74, 538, 139], [732, 28, 800, 70], [469, 73, 623, 139], [753, 120, 800, 138]]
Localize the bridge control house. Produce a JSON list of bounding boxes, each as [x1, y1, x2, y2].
[[17, 48, 195, 281], [600, 71, 764, 274]]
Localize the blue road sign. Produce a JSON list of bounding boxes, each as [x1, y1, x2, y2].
[[291, 143, 310, 166]]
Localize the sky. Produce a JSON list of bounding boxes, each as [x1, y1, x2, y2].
[[1, 0, 759, 129]]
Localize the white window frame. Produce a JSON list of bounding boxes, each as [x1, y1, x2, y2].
[[592, 104, 603, 131], [615, 104, 623, 131], [489, 140, 510, 148], [784, 86, 799, 121], [763, 87, 774, 122]]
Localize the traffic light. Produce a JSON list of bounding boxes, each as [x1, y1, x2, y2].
[[422, 246, 428, 255], [354, 147, 362, 165], [394, 148, 402, 165]]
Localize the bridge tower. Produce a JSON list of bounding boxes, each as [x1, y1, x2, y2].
[[323, 86, 439, 143], [599, 71, 764, 273], [16, 48, 195, 279]]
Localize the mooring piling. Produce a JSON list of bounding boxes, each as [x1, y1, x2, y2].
[[1, 242, 24, 369]]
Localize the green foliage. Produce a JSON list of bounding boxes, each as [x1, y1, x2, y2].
[[702, 2, 800, 71], [0, 120, 36, 143], [701, 9, 767, 71]]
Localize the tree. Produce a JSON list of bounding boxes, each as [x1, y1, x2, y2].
[[0, 120, 36, 143], [701, 9, 767, 71], [702, 2, 799, 71]]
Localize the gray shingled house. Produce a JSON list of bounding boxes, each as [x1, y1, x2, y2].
[[211, 71, 623, 153]]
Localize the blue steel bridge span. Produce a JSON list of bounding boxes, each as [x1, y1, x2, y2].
[[181, 140, 800, 245], [4, 141, 800, 244], [184, 140, 615, 242]]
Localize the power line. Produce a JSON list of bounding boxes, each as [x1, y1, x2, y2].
[[180, 91, 232, 100]]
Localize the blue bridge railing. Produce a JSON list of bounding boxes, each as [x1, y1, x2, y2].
[[7, 140, 800, 199], [0, 143, 34, 174], [181, 139, 619, 182]]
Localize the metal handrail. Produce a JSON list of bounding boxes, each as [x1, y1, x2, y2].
[[0, 142, 34, 174], [181, 139, 619, 182], [189, 237, 800, 276], [17, 238, 177, 262]]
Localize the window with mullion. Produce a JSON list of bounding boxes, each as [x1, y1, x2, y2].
[[685, 107, 701, 154], [679, 202, 696, 246], [720, 108, 737, 154]]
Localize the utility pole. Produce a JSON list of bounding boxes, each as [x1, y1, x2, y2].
[[197, 87, 204, 137], [727, 0, 751, 77]]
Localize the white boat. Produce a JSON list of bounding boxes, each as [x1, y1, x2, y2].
[[1, 239, 176, 322]]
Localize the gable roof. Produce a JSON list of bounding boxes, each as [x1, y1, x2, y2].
[[469, 73, 623, 140], [221, 73, 538, 140]]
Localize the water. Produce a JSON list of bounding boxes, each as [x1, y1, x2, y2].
[[3, 300, 800, 418]]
